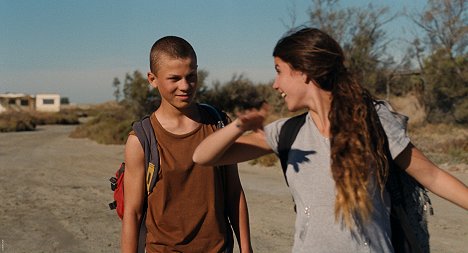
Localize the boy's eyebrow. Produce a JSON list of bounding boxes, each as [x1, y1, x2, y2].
[[166, 69, 197, 78], [167, 74, 181, 79]]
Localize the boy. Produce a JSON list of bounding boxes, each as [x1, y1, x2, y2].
[[121, 36, 252, 253]]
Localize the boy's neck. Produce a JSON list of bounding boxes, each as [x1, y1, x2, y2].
[[154, 102, 201, 135]]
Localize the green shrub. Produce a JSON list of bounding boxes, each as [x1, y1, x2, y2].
[[69, 108, 135, 144]]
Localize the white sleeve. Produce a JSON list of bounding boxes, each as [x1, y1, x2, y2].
[[263, 118, 288, 154], [376, 101, 411, 159]]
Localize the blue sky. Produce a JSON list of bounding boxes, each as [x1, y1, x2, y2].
[[0, 0, 426, 104]]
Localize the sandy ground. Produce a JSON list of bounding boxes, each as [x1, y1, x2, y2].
[[0, 124, 466, 253]]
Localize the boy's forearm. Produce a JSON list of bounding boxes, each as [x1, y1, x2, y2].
[[237, 190, 253, 252], [227, 193, 252, 253], [121, 215, 140, 253], [224, 163, 252, 252]]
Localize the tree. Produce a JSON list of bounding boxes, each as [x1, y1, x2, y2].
[[197, 74, 264, 114], [121, 71, 153, 118], [60, 97, 70, 105], [194, 69, 211, 103], [307, 0, 398, 95], [112, 77, 121, 102], [407, 0, 467, 123], [255, 82, 286, 116]]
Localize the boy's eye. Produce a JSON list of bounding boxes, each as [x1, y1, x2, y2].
[[187, 74, 197, 81]]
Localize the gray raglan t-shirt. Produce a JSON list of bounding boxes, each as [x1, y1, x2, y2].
[[264, 101, 410, 253]]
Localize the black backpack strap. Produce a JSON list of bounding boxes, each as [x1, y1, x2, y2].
[[372, 101, 430, 253], [199, 103, 232, 241], [277, 112, 308, 178], [199, 103, 227, 128], [132, 116, 160, 194]]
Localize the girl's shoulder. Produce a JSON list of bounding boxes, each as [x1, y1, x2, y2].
[[374, 100, 409, 130], [374, 100, 411, 158]]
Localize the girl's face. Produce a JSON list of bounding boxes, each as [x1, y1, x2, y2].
[[272, 57, 309, 112]]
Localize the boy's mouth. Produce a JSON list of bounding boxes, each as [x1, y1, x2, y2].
[[176, 93, 191, 98], [281, 92, 287, 98], [175, 94, 192, 101]]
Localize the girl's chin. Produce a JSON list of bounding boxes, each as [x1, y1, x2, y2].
[[286, 103, 306, 112]]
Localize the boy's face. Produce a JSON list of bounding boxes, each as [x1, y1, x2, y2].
[[148, 54, 198, 109]]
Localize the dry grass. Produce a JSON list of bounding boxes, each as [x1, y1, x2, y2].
[[48, 100, 468, 168], [0, 111, 79, 132], [251, 121, 467, 168], [69, 104, 135, 144], [408, 123, 468, 165], [0, 111, 36, 132]]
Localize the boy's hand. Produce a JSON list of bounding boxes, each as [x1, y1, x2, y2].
[[234, 102, 269, 132]]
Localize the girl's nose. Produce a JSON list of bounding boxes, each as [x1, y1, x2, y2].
[[272, 78, 279, 89]]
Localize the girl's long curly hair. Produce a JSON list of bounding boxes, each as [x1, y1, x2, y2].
[[273, 27, 389, 228]]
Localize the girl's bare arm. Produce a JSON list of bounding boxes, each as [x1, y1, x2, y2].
[[396, 143, 468, 210], [193, 108, 272, 166]]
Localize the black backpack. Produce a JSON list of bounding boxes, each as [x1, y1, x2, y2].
[[277, 112, 433, 253], [109, 103, 227, 253]]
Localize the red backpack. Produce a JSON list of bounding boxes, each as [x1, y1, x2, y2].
[[109, 115, 159, 219]]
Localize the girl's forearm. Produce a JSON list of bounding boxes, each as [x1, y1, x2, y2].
[[193, 118, 246, 165]]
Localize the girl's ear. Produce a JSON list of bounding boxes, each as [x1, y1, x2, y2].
[[302, 72, 312, 84], [147, 72, 158, 88]]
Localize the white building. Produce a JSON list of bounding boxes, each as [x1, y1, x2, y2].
[[35, 93, 61, 112], [0, 93, 35, 112]]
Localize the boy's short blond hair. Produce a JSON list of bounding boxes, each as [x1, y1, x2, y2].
[[149, 36, 197, 74]]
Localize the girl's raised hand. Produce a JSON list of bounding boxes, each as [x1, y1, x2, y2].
[[235, 102, 269, 132]]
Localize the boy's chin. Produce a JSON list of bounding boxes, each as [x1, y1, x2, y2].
[[174, 100, 196, 109]]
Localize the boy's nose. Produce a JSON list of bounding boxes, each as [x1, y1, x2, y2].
[[179, 78, 191, 90]]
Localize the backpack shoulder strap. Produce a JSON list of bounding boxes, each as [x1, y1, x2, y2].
[[277, 112, 308, 176], [372, 102, 431, 253], [132, 115, 160, 194], [199, 103, 228, 128]]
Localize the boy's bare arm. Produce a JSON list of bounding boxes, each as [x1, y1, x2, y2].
[[224, 164, 253, 253], [121, 135, 146, 253]]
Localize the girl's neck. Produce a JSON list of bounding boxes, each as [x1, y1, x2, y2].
[[307, 88, 332, 138]]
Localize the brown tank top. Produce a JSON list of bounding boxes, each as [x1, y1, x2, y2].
[[144, 106, 232, 253]]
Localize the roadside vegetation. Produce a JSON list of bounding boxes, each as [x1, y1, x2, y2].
[[4, 0, 466, 167], [69, 103, 134, 145], [0, 111, 79, 132], [70, 0, 466, 166]]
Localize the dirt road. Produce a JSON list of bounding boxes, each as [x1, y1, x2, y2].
[[0, 125, 466, 252]]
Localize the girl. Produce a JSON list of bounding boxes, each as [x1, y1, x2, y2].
[[193, 28, 468, 253]]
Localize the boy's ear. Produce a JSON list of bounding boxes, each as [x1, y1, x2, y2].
[[147, 72, 158, 88]]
